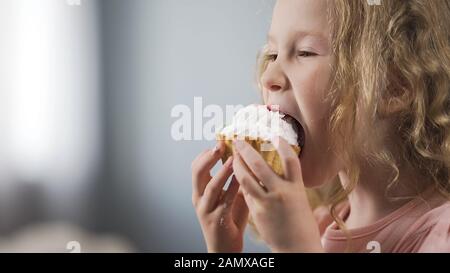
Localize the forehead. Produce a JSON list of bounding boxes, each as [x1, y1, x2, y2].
[[269, 0, 330, 43]]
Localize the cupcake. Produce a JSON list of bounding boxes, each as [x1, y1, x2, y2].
[[216, 104, 304, 176]]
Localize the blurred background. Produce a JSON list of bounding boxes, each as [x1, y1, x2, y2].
[[0, 0, 274, 252]]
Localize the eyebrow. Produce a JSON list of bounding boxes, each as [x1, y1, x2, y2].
[[267, 31, 329, 45]]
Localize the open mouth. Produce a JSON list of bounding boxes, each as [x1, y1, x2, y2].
[[267, 105, 305, 150], [282, 114, 305, 149]]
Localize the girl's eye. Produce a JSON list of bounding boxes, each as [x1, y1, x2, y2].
[[297, 51, 318, 58], [266, 53, 278, 62], [267, 54, 277, 62]]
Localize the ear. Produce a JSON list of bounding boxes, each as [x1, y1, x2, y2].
[[378, 71, 413, 117]]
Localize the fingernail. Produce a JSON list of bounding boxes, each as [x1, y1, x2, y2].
[[212, 144, 220, 154]]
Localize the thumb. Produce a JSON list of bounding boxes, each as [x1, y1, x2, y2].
[[271, 136, 303, 184]]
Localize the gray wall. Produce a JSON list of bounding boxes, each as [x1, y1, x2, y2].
[[0, 0, 101, 233], [100, 0, 275, 251]]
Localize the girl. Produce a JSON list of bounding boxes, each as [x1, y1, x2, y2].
[[191, 0, 450, 252]]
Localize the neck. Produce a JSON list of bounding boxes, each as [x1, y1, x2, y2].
[[338, 160, 427, 229]]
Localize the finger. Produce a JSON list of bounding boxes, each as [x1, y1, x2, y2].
[[334, 200, 350, 213], [315, 201, 349, 235], [231, 184, 249, 229], [220, 175, 240, 209], [313, 206, 333, 236], [241, 189, 257, 214], [232, 153, 266, 199], [233, 139, 278, 189], [202, 156, 234, 212], [191, 141, 225, 198], [271, 136, 302, 182]]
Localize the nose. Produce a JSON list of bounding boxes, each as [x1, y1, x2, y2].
[[261, 60, 288, 92]]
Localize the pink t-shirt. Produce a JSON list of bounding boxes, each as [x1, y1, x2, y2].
[[322, 189, 450, 253]]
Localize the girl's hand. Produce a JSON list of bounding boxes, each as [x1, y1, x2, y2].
[[191, 141, 249, 253], [232, 137, 324, 253], [314, 201, 349, 236]]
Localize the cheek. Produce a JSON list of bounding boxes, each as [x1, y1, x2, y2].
[[300, 134, 339, 188], [299, 109, 337, 188], [294, 64, 333, 139], [294, 62, 332, 117], [293, 62, 338, 187]]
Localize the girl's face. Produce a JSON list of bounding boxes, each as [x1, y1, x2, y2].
[[262, 0, 341, 187]]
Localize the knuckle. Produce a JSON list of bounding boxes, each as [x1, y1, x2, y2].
[[268, 191, 285, 203]]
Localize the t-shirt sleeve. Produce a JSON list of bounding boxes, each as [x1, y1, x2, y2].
[[394, 204, 450, 253], [416, 217, 450, 253]]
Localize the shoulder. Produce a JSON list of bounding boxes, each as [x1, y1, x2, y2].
[[397, 201, 450, 252], [416, 202, 450, 252]]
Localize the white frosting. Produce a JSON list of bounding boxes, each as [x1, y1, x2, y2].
[[219, 104, 298, 146]]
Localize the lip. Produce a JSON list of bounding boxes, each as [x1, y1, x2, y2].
[[266, 104, 306, 150]]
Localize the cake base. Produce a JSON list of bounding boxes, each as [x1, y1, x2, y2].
[[216, 134, 301, 177]]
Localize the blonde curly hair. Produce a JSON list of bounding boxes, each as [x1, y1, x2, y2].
[[255, 0, 450, 245]]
